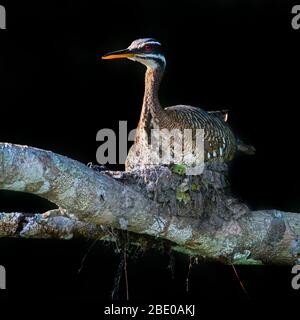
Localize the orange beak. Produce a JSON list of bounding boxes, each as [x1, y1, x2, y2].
[[102, 48, 135, 60]]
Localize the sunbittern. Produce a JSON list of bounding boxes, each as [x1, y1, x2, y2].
[[102, 38, 254, 171]]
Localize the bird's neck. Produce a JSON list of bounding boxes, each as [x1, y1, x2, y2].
[[138, 67, 165, 132], [144, 67, 163, 105]]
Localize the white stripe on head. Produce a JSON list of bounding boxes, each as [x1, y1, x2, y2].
[[128, 39, 161, 50], [143, 41, 161, 46], [136, 53, 165, 61], [130, 53, 166, 69]]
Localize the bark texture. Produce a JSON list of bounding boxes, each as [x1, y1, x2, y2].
[[0, 143, 299, 265]]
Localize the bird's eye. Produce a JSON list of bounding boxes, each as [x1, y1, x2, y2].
[[144, 44, 153, 52]]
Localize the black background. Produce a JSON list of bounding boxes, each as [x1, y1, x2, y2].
[[0, 0, 299, 303]]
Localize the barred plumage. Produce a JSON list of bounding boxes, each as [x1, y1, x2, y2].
[[164, 105, 236, 162]]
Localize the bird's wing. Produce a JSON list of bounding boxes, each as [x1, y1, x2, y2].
[[164, 105, 226, 129], [164, 105, 236, 160]]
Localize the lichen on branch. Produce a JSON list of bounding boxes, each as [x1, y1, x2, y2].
[[0, 143, 299, 265]]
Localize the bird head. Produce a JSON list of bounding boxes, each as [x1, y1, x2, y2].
[[102, 38, 166, 70]]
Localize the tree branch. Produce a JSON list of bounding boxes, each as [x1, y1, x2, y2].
[[0, 143, 299, 264], [0, 210, 106, 240]]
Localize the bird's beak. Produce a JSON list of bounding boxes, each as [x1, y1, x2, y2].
[[102, 48, 135, 60]]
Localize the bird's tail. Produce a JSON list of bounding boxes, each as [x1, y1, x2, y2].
[[236, 139, 256, 155], [208, 109, 229, 122]]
